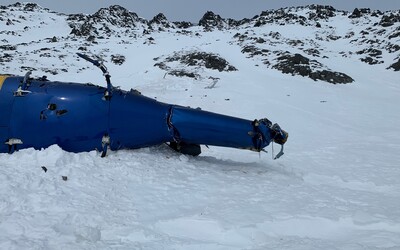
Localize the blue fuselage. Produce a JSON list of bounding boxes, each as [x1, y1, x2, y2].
[[1, 75, 276, 154]]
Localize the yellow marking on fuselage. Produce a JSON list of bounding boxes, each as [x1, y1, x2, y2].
[[0, 75, 9, 91]]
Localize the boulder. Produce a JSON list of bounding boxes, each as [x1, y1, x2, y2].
[[273, 53, 353, 84], [379, 13, 400, 27], [388, 58, 400, 71], [199, 11, 227, 30]]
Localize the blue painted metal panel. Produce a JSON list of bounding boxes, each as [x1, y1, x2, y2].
[[6, 78, 108, 152], [109, 89, 173, 150], [0, 74, 287, 156], [0, 76, 17, 152], [0, 76, 16, 127], [169, 106, 272, 150], [43, 81, 108, 152]]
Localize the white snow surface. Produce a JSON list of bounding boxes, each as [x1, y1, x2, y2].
[[1, 4, 400, 249]]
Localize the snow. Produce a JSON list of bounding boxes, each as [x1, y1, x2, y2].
[[1, 4, 400, 249]]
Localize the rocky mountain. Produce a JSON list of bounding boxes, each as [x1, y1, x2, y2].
[[0, 2, 399, 84]]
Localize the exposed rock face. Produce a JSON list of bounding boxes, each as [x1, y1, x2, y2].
[[68, 5, 147, 37], [310, 70, 354, 84], [388, 58, 400, 71], [303, 48, 321, 57], [349, 8, 361, 18], [67, 13, 87, 23], [0, 44, 16, 51], [68, 6, 178, 36], [92, 5, 141, 27], [149, 13, 176, 30], [348, 8, 371, 18], [1, 2, 49, 15], [379, 13, 400, 27], [0, 53, 13, 63], [160, 51, 237, 72], [252, 5, 344, 28], [149, 13, 169, 26], [111, 54, 125, 65], [272, 53, 354, 84], [308, 4, 337, 19], [173, 21, 193, 29], [6, 2, 40, 11], [361, 57, 383, 65], [168, 70, 199, 78], [356, 48, 384, 65], [255, 9, 307, 27], [199, 11, 227, 30], [235, 27, 356, 84], [154, 51, 237, 79], [241, 45, 270, 58], [181, 52, 237, 72], [22, 3, 40, 11]]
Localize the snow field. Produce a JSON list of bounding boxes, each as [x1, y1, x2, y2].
[[1, 4, 400, 249]]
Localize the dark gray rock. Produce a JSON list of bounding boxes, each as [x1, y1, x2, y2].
[[389, 32, 400, 40], [68, 5, 145, 37], [173, 21, 193, 29], [92, 5, 141, 27], [23, 3, 39, 11], [386, 43, 400, 53], [273, 53, 312, 77], [0, 44, 16, 51], [111, 54, 125, 65], [349, 8, 362, 18], [387, 58, 400, 71], [67, 13, 86, 23], [308, 5, 336, 19], [379, 13, 400, 27], [356, 48, 382, 57], [199, 11, 227, 30], [303, 48, 320, 57], [241, 45, 269, 57], [0, 53, 13, 63], [154, 51, 237, 80], [310, 70, 354, 84], [153, 62, 168, 70], [164, 51, 237, 72], [168, 70, 199, 78], [6, 19, 14, 25], [361, 57, 383, 65], [20, 66, 36, 72], [149, 13, 174, 30], [273, 53, 353, 84], [349, 8, 371, 18]]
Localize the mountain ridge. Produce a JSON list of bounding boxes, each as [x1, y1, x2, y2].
[[1, 2, 399, 84]]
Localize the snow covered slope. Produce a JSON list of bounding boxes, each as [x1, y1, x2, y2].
[[1, 3, 400, 249]]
